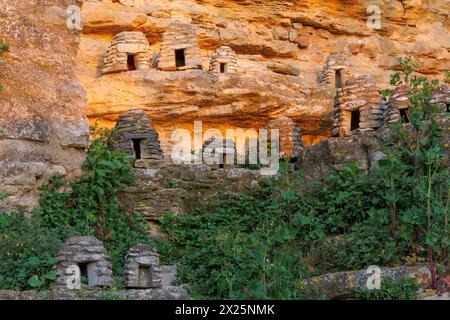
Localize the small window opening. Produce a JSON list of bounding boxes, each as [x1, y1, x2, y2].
[[400, 108, 410, 123], [220, 63, 227, 74], [175, 49, 186, 68], [132, 138, 143, 159], [335, 69, 343, 89], [127, 54, 137, 71], [138, 266, 153, 287], [350, 110, 360, 131], [78, 263, 89, 285]]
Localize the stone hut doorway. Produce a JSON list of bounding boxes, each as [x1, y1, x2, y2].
[[350, 110, 360, 131], [175, 49, 186, 68], [127, 54, 137, 71], [78, 262, 95, 285], [335, 69, 343, 89], [132, 138, 144, 159], [220, 63, 227, 74], [400, 108, 410, 123], [138, 265, 153, 287]]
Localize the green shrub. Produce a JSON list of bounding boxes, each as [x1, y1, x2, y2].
[[0, 213, 61, 291], [355, 277, 419, 300]]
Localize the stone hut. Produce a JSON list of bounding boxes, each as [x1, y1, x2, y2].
[[321, 52, 351, 89], [384, 84, 449, 125], [102, 32, 152, 75], [202, 138, 237, 168], [383, 85, 410, 125], [430, 84, 449, 115], [158, 23, 202, 71], [332, 75, 382, 137], [209, 46, 238, 76], [54, 237, 114, 288], [110, 109, 163, 160], [124, 244, 162, 289], [266, 117, 303, 159]]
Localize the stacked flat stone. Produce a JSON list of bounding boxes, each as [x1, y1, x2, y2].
[[110, 109, 164, 160], [430, 84, 449, 115], [266, 117, 303, 159], [333, 75, 382, 137], [158, 23, 202, 71], [209, 46, 238, 76], [321, 52, 350, 87], [383, 85, 409, 124], [102, 31, 152, 75], [54, 237, 114, 288], [124, 244, 162, 289]]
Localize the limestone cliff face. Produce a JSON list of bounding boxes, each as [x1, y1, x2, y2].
[[78, 0, 449, 154], [0, 0, 448, 211], [0, 0, 89, 211]]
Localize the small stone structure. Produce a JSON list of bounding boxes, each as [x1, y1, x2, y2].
[[430, 84, 449, 115], [383, 85, 410, 125], [202, 138, 237, 168], [124, 244, 162, 289], [266, 117, 303, 159], [102, 32, 152, 75], [110, 109, 163, 160], [209, 46, 238, 76], [158, 23, 202, 71], [54, 236, 114, 288], [384, 84, 449, 125], [332, 75, 382, 137], [321, 52, 351, 89]]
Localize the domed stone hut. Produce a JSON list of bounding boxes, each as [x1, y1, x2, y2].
[[124, 244, 162, 289], [54, 237, 114, 288], [209, 46, 238, 76], [266, 117, 303, 159], [102, 31, 152, 75], [332, 75, 382, 137], [110, 109, 163, 160], [158, 23, 202, 71], [383, 85, 410, 125], [384, 84, 449, 125]]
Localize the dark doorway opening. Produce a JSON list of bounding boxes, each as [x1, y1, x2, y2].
[[446, 103, 449, 113], [335, 69, 343, 89], [138, 266, 153, 287], [400, 108, 410, 123], [175, 49, 186, 68], [78, 263, 89, 285], [219, 153, 225, 169], [350, 110, 360, 131], [127, 54, 137, 71], [220, 63, 227, 74], [132, 138, 143, 159]]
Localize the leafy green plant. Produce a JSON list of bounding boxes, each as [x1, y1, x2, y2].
[[381, 57, 449, 286], [0, 213, 62, 291], [355, 277, 419, 300]]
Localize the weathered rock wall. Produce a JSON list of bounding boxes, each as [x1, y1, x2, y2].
[[79, 0, 449, 154], [0, 1, 89, 212]]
